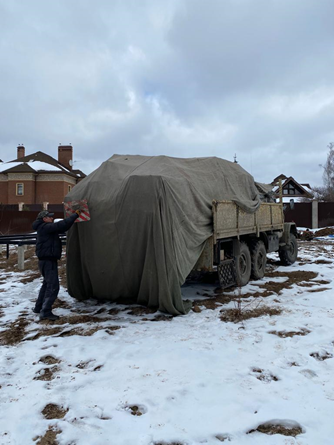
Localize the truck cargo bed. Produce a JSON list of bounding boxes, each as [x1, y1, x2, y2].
[[193, 201, 284, 273], [213, 200, 284, 242]]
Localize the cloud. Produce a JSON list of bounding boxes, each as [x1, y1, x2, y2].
[[0, 0, 333, 188]]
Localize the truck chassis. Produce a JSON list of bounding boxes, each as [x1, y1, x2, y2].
[[194, 200, 298, 289]]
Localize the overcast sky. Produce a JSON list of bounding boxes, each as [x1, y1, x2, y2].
[[1, 0, 333, 186]]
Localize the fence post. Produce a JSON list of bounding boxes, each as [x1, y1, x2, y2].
[[312, 200, 318, 229], [18, 245, 25, 270]]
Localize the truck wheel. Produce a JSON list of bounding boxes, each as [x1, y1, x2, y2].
[[251, 240, 267, 280], [235, 242, 251, 286], [279, 233, 298, 265]]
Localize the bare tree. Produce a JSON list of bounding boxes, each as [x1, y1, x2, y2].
[[313, 143, 334, 201], [322, 142, 334, 188]]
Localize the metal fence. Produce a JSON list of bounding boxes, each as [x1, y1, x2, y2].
[[283, 202, 312, 227], [284, 201, 334, 228], [318, 202, 334, 227], [0, 233, 66, 269], [0, 207, 65, 235]]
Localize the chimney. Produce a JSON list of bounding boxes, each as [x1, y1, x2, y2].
[[17, 145, 25, 159], [58, 144, 73, 171]]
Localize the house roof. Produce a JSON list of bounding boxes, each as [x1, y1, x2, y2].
[[271, 173, 287, 185], [273, 176, 313, 199], [2, 151, 85, 178], [0, 161, 63, 174], [71, 168, 86, 178]]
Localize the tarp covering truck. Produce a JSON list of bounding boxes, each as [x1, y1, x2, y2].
[[65, 155, 297, 316]]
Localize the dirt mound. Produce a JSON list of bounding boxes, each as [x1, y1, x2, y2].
[[314, 227, 334, 237], [300, 229, 314, 240]]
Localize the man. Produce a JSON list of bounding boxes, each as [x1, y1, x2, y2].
[[32, 209, 80, 321]]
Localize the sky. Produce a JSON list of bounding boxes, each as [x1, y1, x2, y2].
[[1, 0, 334, 186]]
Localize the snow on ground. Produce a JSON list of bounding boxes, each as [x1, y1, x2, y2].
[[1, 240, 334, 445]]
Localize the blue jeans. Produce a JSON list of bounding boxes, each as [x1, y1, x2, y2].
[[35, 260, 60, 316]]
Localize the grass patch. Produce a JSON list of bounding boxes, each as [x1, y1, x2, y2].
[[269, 329, 310, 338], [252, 367, 279, 382], [38, 355, 60, 365], [220, 306, 282, 323], [248, 422, 303, 437], [34, 427, 61, 445], [42, 403, 68, 419], [33, 366, 59, 381], [0, 318, 29, 345], [310, 351, 333, 361]]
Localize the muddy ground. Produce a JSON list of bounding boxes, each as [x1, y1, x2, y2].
[[0, 238, 332, 346], [0, 238, 333, 443]]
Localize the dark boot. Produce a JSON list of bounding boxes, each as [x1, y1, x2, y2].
[[40, 312, 60, 321]]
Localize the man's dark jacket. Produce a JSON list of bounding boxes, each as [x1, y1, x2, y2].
[[32, 213, 78, 260]]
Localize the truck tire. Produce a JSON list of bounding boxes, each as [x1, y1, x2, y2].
[[279, 233, 298, 265], [251, 240, 267, 280], [235, 242, 251, 287]]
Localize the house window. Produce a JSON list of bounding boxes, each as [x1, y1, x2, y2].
[[16, 183, 24, 196], [283, 183, 296, 195], [68, 185, 72, 192]]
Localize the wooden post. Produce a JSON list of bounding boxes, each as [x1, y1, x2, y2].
[[18, 245, 25, 270], [278, 179, 283, 204]]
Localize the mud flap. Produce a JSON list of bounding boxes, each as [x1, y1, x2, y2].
[[217, 259, 236, 289]]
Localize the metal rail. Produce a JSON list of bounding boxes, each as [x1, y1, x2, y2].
[[0, 233, 66, 259]]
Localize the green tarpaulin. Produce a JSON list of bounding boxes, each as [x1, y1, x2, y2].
[[65, 155, 261, 315]]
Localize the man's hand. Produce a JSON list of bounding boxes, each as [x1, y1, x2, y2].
[[75, 209, 81, 216]]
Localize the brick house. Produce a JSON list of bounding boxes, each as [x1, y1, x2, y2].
[[0, 145, 86, 205]]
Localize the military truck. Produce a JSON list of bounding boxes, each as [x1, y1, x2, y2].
[[66, 154, 297, 315], [194, 200, 298, 289]]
